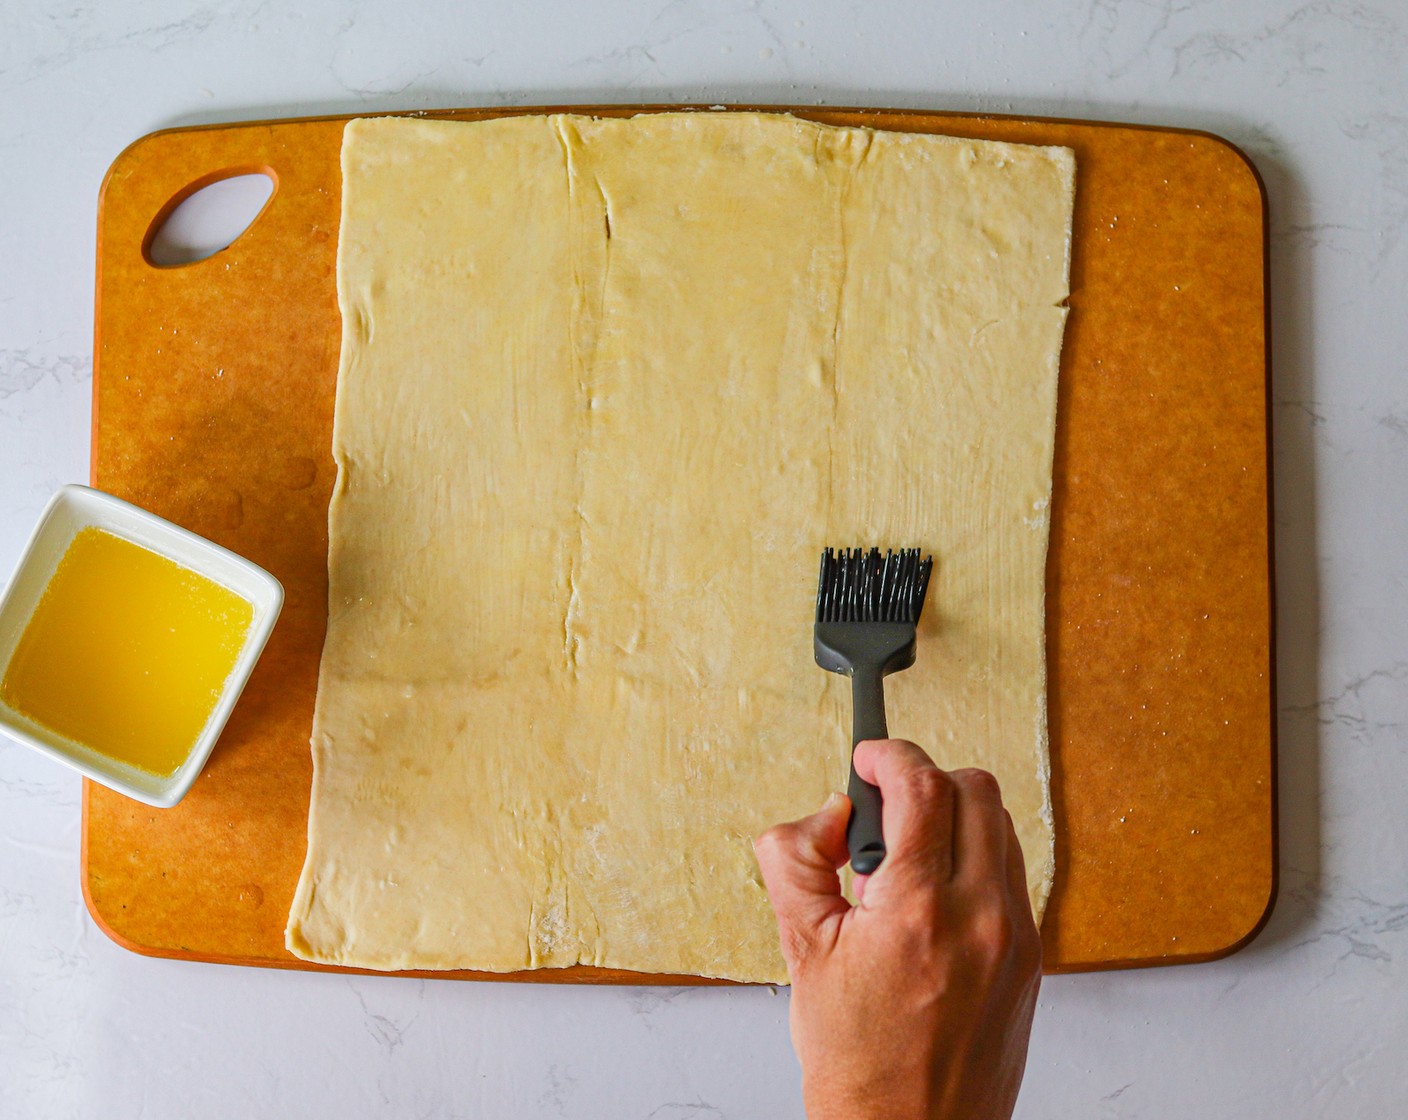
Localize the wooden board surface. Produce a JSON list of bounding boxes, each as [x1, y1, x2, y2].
[[85, 105, 1275, 981]]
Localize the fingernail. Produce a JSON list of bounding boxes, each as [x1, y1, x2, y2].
[[822, 791, 844, 811]]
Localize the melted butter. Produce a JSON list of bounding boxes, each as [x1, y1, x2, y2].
[[0, 526, 253, 776]]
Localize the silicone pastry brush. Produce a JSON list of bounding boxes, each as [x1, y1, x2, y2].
[[814, 546, 934, 875]]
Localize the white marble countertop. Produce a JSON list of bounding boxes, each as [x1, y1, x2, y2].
[[2, 1, 1404, 1116]]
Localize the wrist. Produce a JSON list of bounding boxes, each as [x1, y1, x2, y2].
[[802, 1076, 1013, 1120]]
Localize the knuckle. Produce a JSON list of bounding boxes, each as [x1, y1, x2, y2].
[[752, 825, 797, 871], [974, 903, 1020, 958], [967, 892, 1039, 975], [899, 766, 952, 809], [754, 822, 797, 856], [954, 767, 1004, 802]]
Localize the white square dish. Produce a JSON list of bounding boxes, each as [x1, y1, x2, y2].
[[0, 485, 283, 807]]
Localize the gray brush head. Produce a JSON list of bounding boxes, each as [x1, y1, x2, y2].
[[815, 547, 934, 625]]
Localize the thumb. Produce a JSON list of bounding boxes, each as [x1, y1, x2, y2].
[[753, 793, 852, 969]]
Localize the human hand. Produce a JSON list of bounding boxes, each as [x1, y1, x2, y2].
[[753, 739, 1041, 1120]]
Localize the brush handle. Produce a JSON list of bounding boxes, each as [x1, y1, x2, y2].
[[847, 666, 888, 875]]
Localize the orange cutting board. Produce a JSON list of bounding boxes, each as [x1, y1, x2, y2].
[[84, 105, 1274, 982]]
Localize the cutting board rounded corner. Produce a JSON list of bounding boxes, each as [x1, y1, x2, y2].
[[96, 128, 167, 208], [1208, 882, 1278, 965], [1176, 127, 1270, 216], [1198, 839, 1279, 966]]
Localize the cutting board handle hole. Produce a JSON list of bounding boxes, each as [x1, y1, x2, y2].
[[143, 169, 277, 268]]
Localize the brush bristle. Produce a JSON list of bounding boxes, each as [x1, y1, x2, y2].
[[815, 547, 934, 624]]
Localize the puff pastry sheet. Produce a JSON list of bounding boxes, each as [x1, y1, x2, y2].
[[286, 112, 1075, 982]]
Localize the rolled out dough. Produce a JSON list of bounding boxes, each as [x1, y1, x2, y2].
[[286, 112, 1075, 983]]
